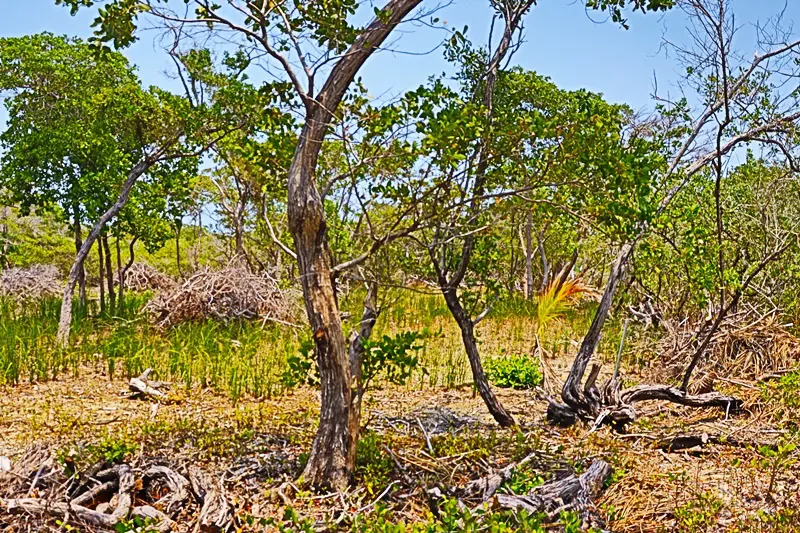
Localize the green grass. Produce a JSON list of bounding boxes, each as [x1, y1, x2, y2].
[[0, 296, 301, 401], [0, 288, 601, 401]]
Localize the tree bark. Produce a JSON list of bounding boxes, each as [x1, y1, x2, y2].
[[535, 227, 546, 294], [290, 0, 425, 492], [57, 158, 152, 347], [348, 284, 379, 468], [442, 287, 516, 427], [102, 234, 116, 314], [72, 210, 87, 310], [98, 239, 106, 314], [549, 243, 632, 421], [175, 224, 185, 280], [116, 234, 124, 310]]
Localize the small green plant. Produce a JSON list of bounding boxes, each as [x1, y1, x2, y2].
[[485, 354, 543, 389], [673, 492, 723, 533], [282, 339, 319, 388], [356, 430, 395, 496], [751, 439, 797, 498], [501, 465, 546, 494]]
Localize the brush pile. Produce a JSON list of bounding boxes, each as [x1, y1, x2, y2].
[[661, 309, 800, 380], [0, 264, 62, 302], [120, 262, 175, 292], [143, 265, 297, 328]]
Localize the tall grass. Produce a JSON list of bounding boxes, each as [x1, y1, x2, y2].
[[1, 288, 607, 400], [0, 296, 300, 402]]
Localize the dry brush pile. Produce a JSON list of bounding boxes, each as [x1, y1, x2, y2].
[[0, 264, 62, 303], [120, 262, 176, 292], [143, 264, 299, 329]]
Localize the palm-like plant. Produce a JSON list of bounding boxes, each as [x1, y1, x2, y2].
[[535, 278, 595, 337]]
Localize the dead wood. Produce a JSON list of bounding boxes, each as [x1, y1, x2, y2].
[[459, 452, 540, 501], [129, 368, 171, 401], [144, 465, 191, 517], [4, 464, 134, 529], [143, 263, 298, 329], [189, 466, 232, 533], [656, 432, 776, 453], [118, 262, 176, 292], [494, 460, 611, 523], [0, 264, 62, 303]]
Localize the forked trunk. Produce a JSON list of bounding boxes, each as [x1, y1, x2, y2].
[[442, 288, 516, 427], [286, 0, 425, 491], [560, 243, 631, 414]]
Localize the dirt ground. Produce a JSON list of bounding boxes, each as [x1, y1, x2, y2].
[[1, 364, 799, 532]]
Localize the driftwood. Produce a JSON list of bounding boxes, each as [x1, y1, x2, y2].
[[459, 452, 540, 501], [5, 465, 134, 529], [545, 244, 742, 430], [446, 457, 611, 528], [494, 460, 611, 522], [656, 432, 777, 453], [189, 466, 232, 533], [2, 456, 201, 532], [129, 368, 172, 402], [144, 466, 192, 517]]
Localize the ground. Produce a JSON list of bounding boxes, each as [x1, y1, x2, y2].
[[2, 357, 799, 532]]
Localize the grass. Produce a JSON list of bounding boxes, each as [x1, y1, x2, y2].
[[0, 287, 607, 401]]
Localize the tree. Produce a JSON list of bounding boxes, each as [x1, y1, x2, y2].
[[549, 0, 800, 427], [0, 34, 142, 308], [55, 0, 676, 490], [0, 33, 252, 346]]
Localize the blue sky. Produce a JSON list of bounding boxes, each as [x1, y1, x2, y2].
[[1, 0, 799, 113]]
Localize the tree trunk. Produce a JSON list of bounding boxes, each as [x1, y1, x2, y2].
[[175, 225, 184, 280], [73, 212, 87, 310], [442, 287, 516, 427], [57, 158, 152, 348], [102, 235, 116, 314], [289, 0, 425, 491], [98, 240, 106, 314], [348, 284, 379, 465], [535, 227, 547, 294], [550, 243, 632, 421], [116, 234, 124, 311], [234, 202, 246, 259]]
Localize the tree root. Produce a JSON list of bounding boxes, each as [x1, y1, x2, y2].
[[547, 363, 742, 430], [189, 466, 232, 533]]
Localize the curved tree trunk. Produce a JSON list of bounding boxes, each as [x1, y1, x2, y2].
[[57, 158, 152, 348], [289, 0, 425, 491], [442, 288, 516, 427]]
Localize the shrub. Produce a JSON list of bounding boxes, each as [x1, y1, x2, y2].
[[485, 354, 543, 389]]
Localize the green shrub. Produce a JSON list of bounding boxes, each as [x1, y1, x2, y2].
[[485, 354, 543, 389]]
